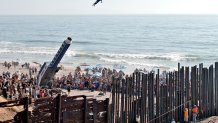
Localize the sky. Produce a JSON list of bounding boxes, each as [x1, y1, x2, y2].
[[0, 0, 218, 15]]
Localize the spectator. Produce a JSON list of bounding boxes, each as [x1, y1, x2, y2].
[[192, 105, 198, 123], [184, 108, 189, 122]]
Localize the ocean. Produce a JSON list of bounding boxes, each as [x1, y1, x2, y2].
[[0, 15, 218, 73]]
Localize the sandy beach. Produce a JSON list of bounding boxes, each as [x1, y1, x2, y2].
[[0, 62, 74, 78]]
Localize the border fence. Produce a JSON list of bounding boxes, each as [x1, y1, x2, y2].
[[110, 62, 218, 123]]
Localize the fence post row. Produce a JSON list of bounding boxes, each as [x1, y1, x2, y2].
[[110, 62, 218, 123], [216, 62, 218, 115]]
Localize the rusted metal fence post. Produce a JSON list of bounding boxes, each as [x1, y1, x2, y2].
[[144, 74, 148, 123], [202, 68, 206, 118], [215, 62, 218, 115], [205, 68, 209, 117], [177, 63, 181, 123], [180, 66, 184, 123], [106, 98, 110, 123], [93, 99, 97, 123], [199, 63, 203, 118], [84, 96, 87, 123], [166, 73, 169, 122], [120, 79, 125, 123], [111, 76, 115, 123], [126, 76, 129, 123], [169, 72, 174, 121], [174, 71, 178, 122], [23, 96, 29, 123], [56, 94, 61, 123], [209, 65, 214, 116], [156, 70, 160, 123]]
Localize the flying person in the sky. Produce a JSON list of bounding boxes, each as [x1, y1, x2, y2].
[[93, 0, 102, 6]]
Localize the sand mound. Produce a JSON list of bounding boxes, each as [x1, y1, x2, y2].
[[0, 96, 24, 122], [198, 116, 218, 123]]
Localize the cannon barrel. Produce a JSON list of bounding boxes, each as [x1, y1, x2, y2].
[[37, 37, 72, 87]]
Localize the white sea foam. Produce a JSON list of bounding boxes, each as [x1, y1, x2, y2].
[[65, 50, 77, 56], [0, 41, 13, 44], [96, 52, 199, 61], [125, 61, 171, 70], [0, 46, 57, 55], [99, 57, 127, 63], [0, 46, 199, 64]]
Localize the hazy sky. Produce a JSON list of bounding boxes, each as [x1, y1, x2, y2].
[[0, 0, 218, 15]]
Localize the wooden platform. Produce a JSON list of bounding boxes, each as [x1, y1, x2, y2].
[[0, 96, 24, 122]]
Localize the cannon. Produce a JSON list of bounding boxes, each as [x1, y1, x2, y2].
[[37, 37, 72, 87]]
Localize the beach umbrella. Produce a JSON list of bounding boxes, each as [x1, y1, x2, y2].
[[84, 67, 93, 71], [96, 64, 102, 68], [113, 64, 126, 70], [92, 72, 102, 77]]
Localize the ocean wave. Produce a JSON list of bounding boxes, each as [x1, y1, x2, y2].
[[99, 57, 127, 63], [0, 41, 13, 44], [22, 40, 90, 44], [0, 49, 55, 55], [0, 47, 99, 59], [99, 57, 169, 69], [125, 61, 169, 69], [0, 46, 199, 62], [98, 57, 170, 69], [22, 39, 104, 45], [66, 51, 99, 59], [0, 41, 23, 46], [22, 40, 61, 43], [96, 53, 199, 61], [0, 46, 60, 55]]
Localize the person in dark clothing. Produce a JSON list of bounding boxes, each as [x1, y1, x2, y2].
[[2, 86, 7, 98], [67, 85, 71, 95], [84, 80, 89, 88], [22, 82, 26, 93]]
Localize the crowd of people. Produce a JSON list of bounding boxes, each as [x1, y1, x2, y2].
[[0, 62, 125, 101], [51, 66, 125, 95], [0, 71, 32, 100]]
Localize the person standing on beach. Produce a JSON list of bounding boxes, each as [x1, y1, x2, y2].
[[192, 105, 198, 123], [7, 63, 11, 69], [2, 86, 7, 98], [184, 108, 189, 122], [4, 61, 7, 67], [22, 82, 26, 94], [171, 119, 176, 123], [32, 86, 36, 99], [67, 84, 71, 95], [0, 76, 3, 95]]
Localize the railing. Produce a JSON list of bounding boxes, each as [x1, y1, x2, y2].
[[0, 95, 109, 123], [0, 97, 29, 123]]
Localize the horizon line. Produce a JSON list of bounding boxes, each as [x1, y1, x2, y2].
[[1, 13, 218, 16]]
